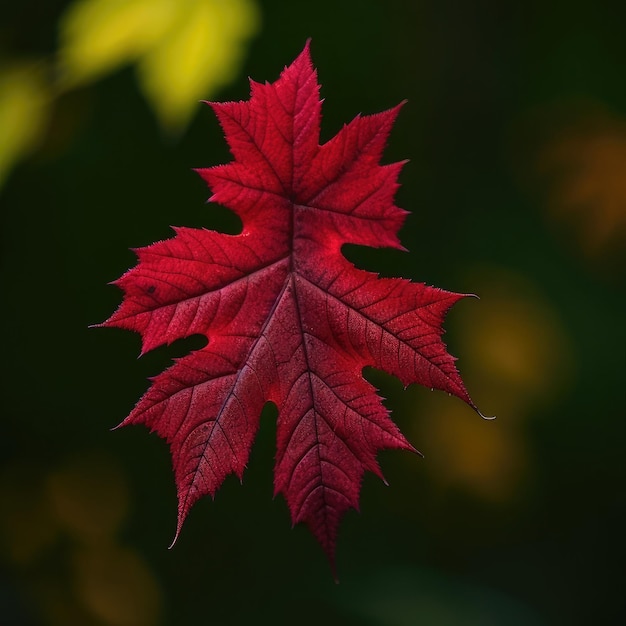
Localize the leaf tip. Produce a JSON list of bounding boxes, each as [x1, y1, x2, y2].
[[110, 417, 128, 432], [138, 344, 152, 358], [476, 408, 497, 421], [408, 443, 424, 457], [168, 529, 180, 550], [170, 506, 190, 549], [294, 38, 314, 70]]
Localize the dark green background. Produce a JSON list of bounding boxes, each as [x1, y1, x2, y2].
[[2, 1, 625, 625]]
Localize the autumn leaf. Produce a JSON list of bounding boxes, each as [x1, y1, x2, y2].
[[99, 42, 484, 570]]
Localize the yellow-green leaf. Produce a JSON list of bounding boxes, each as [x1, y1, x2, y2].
[[58, 0, 260, 132], [138, 0, 259, 133], [0, 62, 50, 189], [58, 0, 176, 87]]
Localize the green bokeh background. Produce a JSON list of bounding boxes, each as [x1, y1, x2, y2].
[[2, 1, 625, 625]]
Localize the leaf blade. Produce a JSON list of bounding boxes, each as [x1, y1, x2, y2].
[[100, 42, 481, 570]]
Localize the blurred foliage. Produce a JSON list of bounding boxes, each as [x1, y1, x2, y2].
[[514, 100, 626, 269], [412, 267, 574, 502], [58, 0, 260, 132], [536, 105, 626, 259], [0, 0, 259, 188], [1, 0, 625, 625], [0, 61, 50, 187], [1, 452, 162, 626], [334, 565, 545, 626]]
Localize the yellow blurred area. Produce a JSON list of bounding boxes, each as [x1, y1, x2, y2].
[[72, 543, 162, 626], [0, 451, 162, 626], [46, 451, 130, 541], [459, 266, 575, 412], [416, 398, 527, 501], [58, 0, 176, 84], [58, 0, 260, 131], [138, 0, 259, 132], [411, 267, 575, 501], [0, 62, 50, 188], [0, 463, 59, 566], [0, 0, 259, 191], [535, 105, 626, 260], [38, 579, 102, 626]]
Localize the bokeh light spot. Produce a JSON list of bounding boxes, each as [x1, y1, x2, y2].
[[46, 451, 130, 542], [72, 543, 162, 626]]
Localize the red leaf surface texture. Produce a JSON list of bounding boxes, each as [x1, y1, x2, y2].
[[101, 42, 482, 568]]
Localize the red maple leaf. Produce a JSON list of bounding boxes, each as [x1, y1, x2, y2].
[[99, 42, 486, 571]]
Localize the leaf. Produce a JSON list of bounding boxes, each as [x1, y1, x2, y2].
[[99, 42, 483, 570], [58, 0, 259, 132], [0, 61, 50, 188], [137, 0, 260, 133]]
